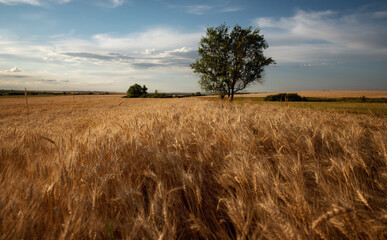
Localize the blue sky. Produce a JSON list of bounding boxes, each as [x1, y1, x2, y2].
[[0, 0, 386, 92]]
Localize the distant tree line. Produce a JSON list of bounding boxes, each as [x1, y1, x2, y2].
[[124, 84, 202, 98], [264, 93, 306, 102], [0, 90, 62, 96], [0, 90, 111, 96], [263, 93, 387, 103]]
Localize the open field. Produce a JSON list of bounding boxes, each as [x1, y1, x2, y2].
[[236, 91, 387, 98], [229, 99, 387, 117], [1, 95, 386, 239]]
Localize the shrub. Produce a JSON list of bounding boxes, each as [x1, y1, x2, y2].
[[150, 92, 173, 98], [264, 93, 306, 102], [192, 92, 202, 96]]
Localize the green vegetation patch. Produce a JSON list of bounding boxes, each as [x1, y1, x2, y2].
[[205, 96, 387, 117], [264, 93, 387, 103], [124, 84, 202, 98], [264, 93, 306, 102], [0, 90, 111, 97], [234, 97, 387, 117], [0, 90, 63, 96], [285, 101, 387, 117]]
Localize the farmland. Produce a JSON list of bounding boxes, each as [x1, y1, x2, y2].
[[235, 91, 387, 98], [229, 99, 387, 117], [0, 95, 386, 239]]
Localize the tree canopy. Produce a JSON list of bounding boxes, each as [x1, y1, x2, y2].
[[191, 24, 275, 101], [127, 84, 147, 98]]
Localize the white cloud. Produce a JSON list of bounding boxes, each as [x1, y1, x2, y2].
[[6, 67, 23, 72], [55, 28, 201, 53], [0, 0, 126, 7], [373, 11, 387, 19], [170, 47, 191, 53], [253, 9, 387, 64], [96, 0, 126, 8], [142, 48, 155, 55], [220, 7, 242, 13], [51, 0, 71, 3], [0, 27, 202, 91], [169, 2, 242, 15], [186, 5, 213, 15], [0, 0, 40, 5], [0, 0, 72, 5], [110, 0, 124, 8]]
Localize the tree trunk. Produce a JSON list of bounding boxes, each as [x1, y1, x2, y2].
[[229, 88, 234, 102]]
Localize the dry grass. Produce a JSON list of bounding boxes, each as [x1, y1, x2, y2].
[[0, 95, 386, 239], [236, 91, 387, 98]]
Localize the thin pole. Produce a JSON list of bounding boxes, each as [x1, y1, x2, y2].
[[24, 88, 31, 127]]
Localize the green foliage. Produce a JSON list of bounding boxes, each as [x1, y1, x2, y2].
[[0, 90, 113, 97], [264, 93, 306, 102], [147, 92, 173, 98], [124, 87, 173, 98], [307, 97, 387, 103], [262, 93, 387, 103], [126, 83, 147, 98], [191, 24, 275, 101], [142, 85, 148, 95], [0, 90, 62, 96]]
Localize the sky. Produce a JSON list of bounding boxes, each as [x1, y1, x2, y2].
[[0, 0, 386, 93]]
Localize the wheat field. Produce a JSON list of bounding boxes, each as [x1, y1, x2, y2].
[[235, 91, 387, 98], [0, 95, 386, 239]]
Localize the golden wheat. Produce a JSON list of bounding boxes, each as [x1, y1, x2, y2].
[[0, 95, 386, 239]]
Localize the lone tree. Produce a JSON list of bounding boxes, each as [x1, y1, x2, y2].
[[191, 24, 275, 101], [127, 83, 147, 98], [141, 85, 148, 95]]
